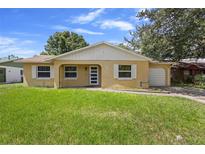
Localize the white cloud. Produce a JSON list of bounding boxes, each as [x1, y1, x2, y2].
[[71, 8, 105, 24], [50, 25, 104, 35], [9, 32, 41, 37], [0, 36, 16, 46], [51, 25, 68, 30], [21, 40, 35, 44], [73, 28, 104, 35], [0, 36, 37, 57], [0, 47, 36, 56], [99, 20, 134, 31]]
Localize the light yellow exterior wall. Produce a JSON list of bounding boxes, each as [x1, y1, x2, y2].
[[53, 60, 149, 89], [59, 64, 101, 87], [149, 63, 171, 86], [23, 63, 54, 87], [22, 60, 171, 89]]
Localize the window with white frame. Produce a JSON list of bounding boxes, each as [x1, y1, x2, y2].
[[37, 66, 50, 78], [64, 66, 77, 79], [118, 65, 132, 78]]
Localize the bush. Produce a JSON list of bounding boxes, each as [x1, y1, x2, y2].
[[194, 74, 205, 85], [186, 75, 194, 83]]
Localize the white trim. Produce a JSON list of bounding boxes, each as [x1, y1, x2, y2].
[[117, 64, 132, 80], [131, 64, 137, 79], [32, 65, 36, 79], [64, 78, 77, 80], [36, 66, 51, 79], [64, 65, 78, 80], [113, 64, 118, 79], [117, 78, 133, 80], [36, 78, 51, 80], [50, 65, 54, 78]]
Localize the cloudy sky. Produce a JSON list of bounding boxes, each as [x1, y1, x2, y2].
[[0, 8, 147, 57]]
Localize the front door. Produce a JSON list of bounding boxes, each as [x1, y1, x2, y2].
[[89, 66, 99, 85]]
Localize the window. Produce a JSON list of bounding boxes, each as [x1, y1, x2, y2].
[[37, 66, 50, 78], [118, 65, 131, 78], [65, 66, 77, 79]]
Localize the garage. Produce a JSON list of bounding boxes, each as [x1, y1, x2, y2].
[[149, 68, 166, 86]]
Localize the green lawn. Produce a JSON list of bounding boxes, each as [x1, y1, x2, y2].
[[0, 84, 205, 144]]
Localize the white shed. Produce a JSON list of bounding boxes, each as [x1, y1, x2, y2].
[[0, 58, 23, 83]]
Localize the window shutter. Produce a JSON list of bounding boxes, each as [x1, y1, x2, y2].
[[32, 65, 37, 79], [113, 64, 118, 79], [131, 64, 137, 79], [50, 66, 54, 78]]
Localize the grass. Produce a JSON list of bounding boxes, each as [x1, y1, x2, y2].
[[0, 84, 205, 144]]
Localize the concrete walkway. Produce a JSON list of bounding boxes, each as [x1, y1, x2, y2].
[[86, 88, 205, 104]]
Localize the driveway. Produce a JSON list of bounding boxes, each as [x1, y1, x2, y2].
[[160, 86, 205, 97], [157, 86, 205, 103], [87, 87, 205, 104]]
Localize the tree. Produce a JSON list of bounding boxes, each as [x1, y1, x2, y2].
[[118, 43, 133, 50], [41, 31, 89, 55], [125, 9, 205, 61], [123, 27, 142, 51], [8, 54, 19, 60]]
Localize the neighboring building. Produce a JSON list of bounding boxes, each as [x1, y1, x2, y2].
[[0, 58, 23, 83], [171, 58, 205, 83], [17, 42, 171, 89]]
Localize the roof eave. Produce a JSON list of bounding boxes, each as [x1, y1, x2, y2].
[[150, 61, 174, 65], [15, 60, 52, 64]]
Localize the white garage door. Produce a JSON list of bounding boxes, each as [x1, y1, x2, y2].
[[149, 68, 166, 86]]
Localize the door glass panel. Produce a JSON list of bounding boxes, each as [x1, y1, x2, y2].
[[91, 74, 97, 77], [91, 67, 97, 70], [91, 70, 97, 73]]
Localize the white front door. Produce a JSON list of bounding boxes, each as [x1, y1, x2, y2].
[[89, 66, 99, 85]]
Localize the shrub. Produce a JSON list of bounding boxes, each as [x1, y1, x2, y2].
[[194, 74, 205, 85], [186, 75, 194, 83]]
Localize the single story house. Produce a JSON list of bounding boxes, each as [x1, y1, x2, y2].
[[0, 58, 23, 83], [17, 42, 171, 89], [172, 58, 205, 83]]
